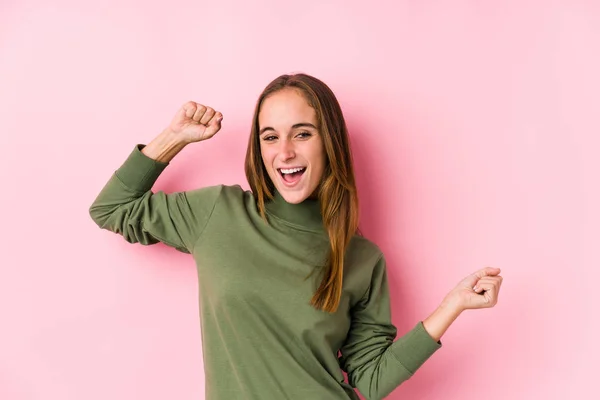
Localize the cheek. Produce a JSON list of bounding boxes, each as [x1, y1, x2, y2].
[[317, 146, 326, 171], [259, 147, 275, 171], [311, 147, 327, 182]]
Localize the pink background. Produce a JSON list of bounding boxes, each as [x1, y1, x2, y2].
[[1, 0, 598, 399]]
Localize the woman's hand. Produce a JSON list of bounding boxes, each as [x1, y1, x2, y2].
[[422, 267, 503, 342], [443, 267, 503, 312], [168, 101, 223, 144], [141, 101, 223, 163]]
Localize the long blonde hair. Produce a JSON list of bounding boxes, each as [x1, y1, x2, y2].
[[244, 73, 359, 313]]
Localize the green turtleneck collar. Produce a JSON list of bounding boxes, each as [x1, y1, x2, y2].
[[264, 190, 325, 232]]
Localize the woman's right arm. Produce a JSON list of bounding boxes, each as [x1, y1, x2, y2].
[[88, 102, 224, 253]]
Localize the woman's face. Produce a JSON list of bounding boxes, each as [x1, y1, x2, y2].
[[258, 88, 326, 204]]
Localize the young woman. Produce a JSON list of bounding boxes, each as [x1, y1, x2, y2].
[[89, 73, 503, 400]]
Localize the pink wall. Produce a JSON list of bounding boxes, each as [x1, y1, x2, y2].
[[1, 1, 598, 399]]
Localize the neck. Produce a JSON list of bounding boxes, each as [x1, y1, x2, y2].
[[264, 190, 324, 232]]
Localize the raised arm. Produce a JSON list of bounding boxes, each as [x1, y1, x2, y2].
[[89, 102, 224, 253], [140, 101, 224, 163]]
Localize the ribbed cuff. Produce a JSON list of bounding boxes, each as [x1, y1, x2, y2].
[[114, 144, 169, 192], [389, 321, 442, 374]]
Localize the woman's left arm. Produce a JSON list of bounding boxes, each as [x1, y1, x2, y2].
[[423, 267, 504, 342], [340, 256, 442, 400], [339, 261, 503, 400]]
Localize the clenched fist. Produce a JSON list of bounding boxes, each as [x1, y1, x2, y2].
[[168, 101, 223, 144], [445, 267, 503, 311]]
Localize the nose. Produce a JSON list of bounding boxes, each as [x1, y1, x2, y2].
[[278, 138, 296, 161]]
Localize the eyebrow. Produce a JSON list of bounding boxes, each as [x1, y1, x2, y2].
[[259, 123, 317, 135]]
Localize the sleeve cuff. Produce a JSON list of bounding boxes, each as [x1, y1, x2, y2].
[[389, 321, 442, 374], [114, 144, 169, 192]]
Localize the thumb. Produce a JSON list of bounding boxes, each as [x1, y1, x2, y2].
[[475, 266, 501, 278], [461, 266, 501, 287], [178, 102, 196, 121]]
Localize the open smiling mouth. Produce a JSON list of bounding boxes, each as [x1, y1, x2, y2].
[[278, 167, 306, 185]]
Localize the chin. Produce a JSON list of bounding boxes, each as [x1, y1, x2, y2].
[[278, 189, 311, 204]]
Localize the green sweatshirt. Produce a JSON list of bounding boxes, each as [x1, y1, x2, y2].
[[89, 145, 442, 400]]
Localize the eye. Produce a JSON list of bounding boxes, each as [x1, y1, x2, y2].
[[296, 131, 312, 139], [262, 135, 277, 142]]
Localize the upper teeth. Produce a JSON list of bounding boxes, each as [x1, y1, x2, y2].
[[280, 167, 305, 174]]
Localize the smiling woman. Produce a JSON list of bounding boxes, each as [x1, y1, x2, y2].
[[89, 73, 503, 400], [257, 89, 326, 203], [246, 75, 361, 315]]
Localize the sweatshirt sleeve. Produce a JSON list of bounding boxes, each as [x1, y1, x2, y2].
[[88, 144, 222, 254], [339, 255, 442, 400]]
